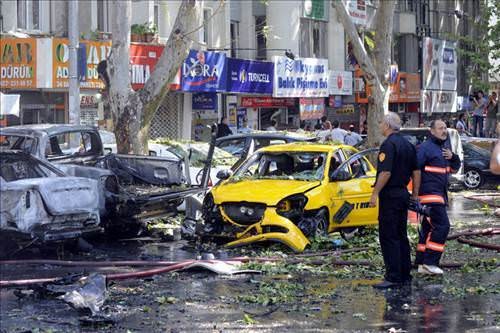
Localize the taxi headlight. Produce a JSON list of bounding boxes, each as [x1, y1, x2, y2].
[[276, 194, 308, 214]]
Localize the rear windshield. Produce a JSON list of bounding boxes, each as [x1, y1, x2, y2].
[[0, 135, 37, 153], [0, 155, 59, 182]]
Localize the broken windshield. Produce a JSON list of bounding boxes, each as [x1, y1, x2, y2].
[[0, 135, 37, 153], [234, 151, 326, 181]]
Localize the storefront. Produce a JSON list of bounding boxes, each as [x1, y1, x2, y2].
[[327, 70, 354, 129], [240, 96, 296, 130]]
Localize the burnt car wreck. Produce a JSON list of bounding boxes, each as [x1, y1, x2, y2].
[[0, 151, 101, 250]]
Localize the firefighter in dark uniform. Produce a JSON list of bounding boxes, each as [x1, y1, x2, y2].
[[415, 120, 461, 275], [369, 113, 421, 289]]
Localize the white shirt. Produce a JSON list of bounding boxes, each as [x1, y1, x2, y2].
[[331, 128, 348, 143], [238, 127, 252, 133], [316, 129, 332, 142], [344, 131, 362, 146], [266, 126, 277, 131]]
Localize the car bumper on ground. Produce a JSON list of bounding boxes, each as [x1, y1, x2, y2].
[[223, 208, 310, 252]]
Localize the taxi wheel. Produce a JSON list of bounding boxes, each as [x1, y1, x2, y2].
[[311, 209, 329, 238], [340, 227, 363, 241]]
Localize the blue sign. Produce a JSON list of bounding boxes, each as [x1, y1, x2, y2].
[[192, 93, 217, 110], [227, 58, 274, 94], [181, 50, 227, 92]]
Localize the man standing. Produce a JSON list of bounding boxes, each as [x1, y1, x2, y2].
[[344, 124, 363, 146], [331, 120, 348, 143], [415, 120, 461, 275], [369, 113, 421, 289], [485, 91, 498, 138], [216, 117, 233, 138], [472, 91, 486, 137], [266, 119, 277, 131], [238, 118, 252, 134]]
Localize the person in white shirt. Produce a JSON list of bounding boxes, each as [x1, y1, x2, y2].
[[316, 120, 332, 142], [266, 119, 277, 131], [238, 118, 252, 133], [331, 120, 348, 143], [344, 124, 363, 146]]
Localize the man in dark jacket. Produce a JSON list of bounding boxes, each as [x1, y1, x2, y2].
[[216, 117, 233, 138], [415, 120, 461, 275]]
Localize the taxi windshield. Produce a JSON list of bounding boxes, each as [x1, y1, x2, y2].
[[234, 151, 326, 181]]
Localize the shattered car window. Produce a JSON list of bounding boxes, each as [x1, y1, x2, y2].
[[235, 152, 326, 181], [0, 135, 36, 153], [0, 155, 59, 182], [46, 131, 100, 157], [217, 138, 246, 157]]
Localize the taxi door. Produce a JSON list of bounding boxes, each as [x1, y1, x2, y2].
[[326, 148, 379, 231]]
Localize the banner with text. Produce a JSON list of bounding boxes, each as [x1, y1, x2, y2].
[[130, 44, 165, 90], [227, 58, 273, 94], [273, 56, 329, 98], [192, 92, 218, 110], [299, 98, 325, 120], [1, 38, 38, 89], [181, 50, 227, 92], [329, 70, 353, 95], [342, 0, 367, 26], [422, 37, 457, 91], [421, 90, 457, 113]]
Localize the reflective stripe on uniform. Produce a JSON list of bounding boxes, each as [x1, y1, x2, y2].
[[426, 240, 445, 252], [424, 166, 451, 174], [417, 244, 426, 252], [419, 195, 445, 204]]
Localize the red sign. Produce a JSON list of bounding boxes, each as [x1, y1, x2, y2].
[[299, 98, 325, 120], [241, 97, 295, 108], [129, 44, 165, 90]]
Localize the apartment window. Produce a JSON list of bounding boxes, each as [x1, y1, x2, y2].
[[255, 16, 267, 60], [299, 19, 327, 58], [154, 0, 159, 29], [202, 8, 213, 45], [97, 0, 106, 32], [17, 0, 40, 30], [230, 21, 239, 58]]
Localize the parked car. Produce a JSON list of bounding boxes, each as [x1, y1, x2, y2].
[[462, 142, 500, 189], [202, 143, 379, 252], [215, 132, 316, 169], [149, 140, 238, 186], [0, 150, 102, 252], [0, 125, 207, 231]]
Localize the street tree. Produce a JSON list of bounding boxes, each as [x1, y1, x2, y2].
[[106, 0, 202, 154], [332, 0, 397, 147]]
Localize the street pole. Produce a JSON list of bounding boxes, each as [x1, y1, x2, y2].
[[68, 0, 80, 125]]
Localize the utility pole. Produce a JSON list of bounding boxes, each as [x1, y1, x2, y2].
[[68, 0, 80, 125]]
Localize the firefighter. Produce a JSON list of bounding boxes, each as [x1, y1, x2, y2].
[[415, 119, 461, 275], [369, 112, 421, 289]]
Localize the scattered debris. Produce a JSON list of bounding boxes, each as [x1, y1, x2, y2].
[[59, 274, 107, 316]]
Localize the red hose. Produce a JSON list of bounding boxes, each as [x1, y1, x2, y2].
[[0, 259, 177, 267], [457, 236, 500, 251]]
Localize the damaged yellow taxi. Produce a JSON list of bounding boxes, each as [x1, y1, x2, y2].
[[201, 143, 379, 252]]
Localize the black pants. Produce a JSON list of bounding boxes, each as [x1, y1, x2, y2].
[[378, 189, 411, 283], [415, 204, 450, 266]]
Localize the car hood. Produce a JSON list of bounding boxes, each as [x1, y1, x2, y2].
[[211, 179, 321, 205]]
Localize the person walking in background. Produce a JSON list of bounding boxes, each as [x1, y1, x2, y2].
[[472, 90, 486, 137], [331, 120, 348, 143], [455, 113, 468, 136], [266, 119, 277, 131], [345, 124, 363, 146], [316, 120, 332, 142], [369, 113, 421, 289], [238, 118, 252, 134], [485, 91, 498, 138], [216, 117, 233, 138], [296, 121, 306, 134]]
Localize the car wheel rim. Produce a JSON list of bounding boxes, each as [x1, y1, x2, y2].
[[465, 170, 481, 188]]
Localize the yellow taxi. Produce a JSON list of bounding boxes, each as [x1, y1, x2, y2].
[[202, 143, 379, 252]]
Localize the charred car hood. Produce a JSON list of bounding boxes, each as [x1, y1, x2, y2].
[[212, 179, 320, 205], [2, 177, 99, 215]]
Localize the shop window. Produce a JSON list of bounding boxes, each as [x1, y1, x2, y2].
[[299, 18, 327, 58], [230, 20, 240, 58], [201, 8, 213, 45], [17, 0, 40, 30], [97, 0, 109, 32], [255, 16, 267, 60]]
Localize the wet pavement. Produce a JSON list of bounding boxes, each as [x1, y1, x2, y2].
[[1, 193, 499, 332]]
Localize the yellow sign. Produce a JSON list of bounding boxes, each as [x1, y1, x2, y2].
[[53, 38, 111, 89], [336, 105, 355, 115], [0, 38, 37, 89]]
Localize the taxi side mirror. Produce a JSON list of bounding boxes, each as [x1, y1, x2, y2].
[[216, 169, 233, 180]]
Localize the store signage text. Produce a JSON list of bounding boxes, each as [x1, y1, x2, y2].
[[227, 58, 274, 94], [0, 39, 37, 88], [181, 50, 227, 92]]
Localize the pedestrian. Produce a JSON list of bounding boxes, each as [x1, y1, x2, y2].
[[485, 91, 498, 138], [361, 120, 368, 135], [415, 120, 461, 275], [331, 120, 348, 143], [238, 118, 252, 134], [266, 119, 277, 131], [320, 115, 328, 129], [344, 124, 363, 146], [455, 113, 468, 136], [471, 90, 486, 137], [216, 117, 233, 138], [369, 112, 421, 289], [296, 121, 306, 134], [316, 120, 332, 142]]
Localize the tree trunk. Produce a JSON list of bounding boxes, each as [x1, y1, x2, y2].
[[107, 0, 203, 154], [332, 0, 396, 148]]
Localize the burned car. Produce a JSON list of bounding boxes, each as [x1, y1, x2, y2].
[[202, 143, 379, 252], [0, 125, 206, 231], [0, 151, 101, 250]]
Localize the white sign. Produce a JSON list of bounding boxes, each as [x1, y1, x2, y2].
[[273, 56, 329, 98], [0, 92, 20, 116], [329, 70, 353, 95], [422, 37, 457, 91], [342, 0, 367, 26], [421, 90, 457, 113]]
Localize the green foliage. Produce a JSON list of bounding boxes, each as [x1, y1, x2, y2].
[[131, 24, 146, 35]]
